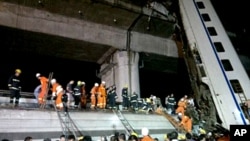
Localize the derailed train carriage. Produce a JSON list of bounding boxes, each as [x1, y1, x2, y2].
[[178, 0, 250, 132]]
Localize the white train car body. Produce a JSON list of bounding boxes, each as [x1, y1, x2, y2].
[[179, 0, 250, 129]]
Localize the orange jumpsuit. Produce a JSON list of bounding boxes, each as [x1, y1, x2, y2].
[[90, 86, 98, 109], [38, 76, 48, 104], [98, 84, 107, 109], [55, 87, 64, 110], [81, 85, 87, 109], [51, 83, 62, 107], [141, 136, 154, 141], [179, 115, 192, 133], [175, 100, 186, 116]]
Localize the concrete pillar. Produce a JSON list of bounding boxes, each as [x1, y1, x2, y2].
[[100, 50, 140, 102]]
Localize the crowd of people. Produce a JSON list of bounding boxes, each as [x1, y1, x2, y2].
[[5, 69, 230, 141]]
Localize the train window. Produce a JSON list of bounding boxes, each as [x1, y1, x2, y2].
[[201, 13, 211, 21], [207, 27, 217, 36], [214, 42, 225, 52], [230, 79, 243, 93], [196, 2, 205, 9], [221, 59, 233, 71]]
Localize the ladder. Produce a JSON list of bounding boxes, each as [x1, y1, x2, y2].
[[40, 72, 53, 109], [113, 110, 135, 135], [161, 113, 186, 133], [55, 106, 84, 140]]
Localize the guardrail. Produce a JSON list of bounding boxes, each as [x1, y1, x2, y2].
[[0, 89, 35, 98]]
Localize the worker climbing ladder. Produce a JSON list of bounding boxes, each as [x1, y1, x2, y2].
[[113, 110, 135, 135], [40, 72, 53, 109], [162, 113, 186, 133], [55, 107, 84, 140]]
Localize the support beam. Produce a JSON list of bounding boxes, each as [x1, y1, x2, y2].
[[100, 50, 140, 102]]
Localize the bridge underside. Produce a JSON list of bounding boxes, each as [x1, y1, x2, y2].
[[0, 25, 111, 62], [0, 25, 178, 73]]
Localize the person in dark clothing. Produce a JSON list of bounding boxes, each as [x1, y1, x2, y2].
[[108, 86, 117, 109], [66, 80, 74, 107], [130, 92, 138, 111], [73, 81, 82, 109], [166, 93, 176, 114], [68, 135, 76, 141], [122, 85, 129, 110], [24, 136, 32, 141], [8, 69, 22, 105], [62, 92, 68, 113]]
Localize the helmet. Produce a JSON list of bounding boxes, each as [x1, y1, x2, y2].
[[36, 73, 41, 77], [82, 81, 85, 85], [51, 79, 56, 84], [77, 81, 82, 85], [141, 127, 149, 136], [15, 69, 21, 74], [94, 83, 99, 87], [102, 81, 106, 84]]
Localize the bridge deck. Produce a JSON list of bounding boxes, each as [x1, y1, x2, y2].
[[0, 94, 175, 141]]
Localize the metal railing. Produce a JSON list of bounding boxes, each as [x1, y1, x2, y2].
[[0, 89, 35, 98]]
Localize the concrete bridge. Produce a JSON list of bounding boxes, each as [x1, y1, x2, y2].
[[0, 0, 180, 99]]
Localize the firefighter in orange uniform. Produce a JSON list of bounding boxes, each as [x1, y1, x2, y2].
[[90, 83, 99, 110], [179, 115, 192, 133], [80, 81, 87, 109], [55, 86, 64, 110], [98, 81, 107, 109], [51, 79, 60, 99], [175, 98, 186, 119], [36, 73, 48, 105]]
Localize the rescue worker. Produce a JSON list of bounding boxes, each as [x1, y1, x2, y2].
[[8, 69, 22, 106], [34, 85, 41, 101], [183, 95, 188, 104], [166, 93, 176, 114], [122, 85, 129, 110], [141, 127, 154, 141], [51, 78, 62, 103], [150, 95, 157, 110], [55, 86, 64, 110], [107, 85, 117, 109], [80, 81, 87, 109], [179, 115, 192, 133], [36, 73, 48, 105], [62, 90, 68, 113], [98, 81, 107, 109], [130, 92, 138, 111], [73, 81, 82, 109], [137, 98, 143, 110], [66, 80, 74, 108], [176, 98, 186, 120], [90, 83, 99, 110]]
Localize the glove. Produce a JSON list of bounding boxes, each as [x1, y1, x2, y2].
[[52, 92, 56, 97]]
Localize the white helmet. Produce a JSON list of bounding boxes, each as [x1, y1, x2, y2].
[[94, 83, 99, 87], [36, 73, 41, 77], [102, 81, 106, 84], [51, 79, 56, 84], [141, 127, 149, 136], [82, 81, 85, 85]]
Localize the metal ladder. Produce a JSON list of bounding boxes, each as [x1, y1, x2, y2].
[[55, 107, 84, 140], [40, 72, 54, 109], [161, 113, 186, 133], [113, 110, 135, 135]]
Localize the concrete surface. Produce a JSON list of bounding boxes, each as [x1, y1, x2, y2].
[[0, 108, 175, 141]]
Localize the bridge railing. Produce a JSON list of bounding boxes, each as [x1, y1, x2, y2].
[[0, 89, 35, 98]]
